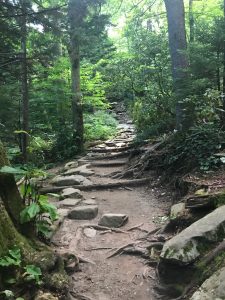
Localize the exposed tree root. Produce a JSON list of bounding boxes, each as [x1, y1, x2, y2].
[[127, 223, 144, 231], [90, 145, 132, 153], [107, 241, 142, 259], [39, 178, 151, 194], [80, 224, 129, 235], [86, 149, 145, 160], [90, 161, 127, 167]]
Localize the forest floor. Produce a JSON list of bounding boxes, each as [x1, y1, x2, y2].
[[48, 105, 172, 300]]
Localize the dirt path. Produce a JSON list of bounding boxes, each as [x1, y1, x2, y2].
[[51, 106, 170, 300]]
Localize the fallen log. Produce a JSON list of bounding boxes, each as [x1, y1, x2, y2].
[[39, 177, 151, 194]]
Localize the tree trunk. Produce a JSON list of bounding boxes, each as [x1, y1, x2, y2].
[[189, 0, 195, 43], [164, 0, 191, 130], [68, 0, 84, 153], [0, 142, 24, 227], [20, 0, 29, 162]]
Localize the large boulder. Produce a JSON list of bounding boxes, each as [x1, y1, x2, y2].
[[98, 214, 128, 228], [191, 267, 225, 300], [160, 205, 225, 265], [68, 205, 98, 220], [60, 188, 83, 199]]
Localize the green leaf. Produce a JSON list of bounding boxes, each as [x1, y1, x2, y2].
[[24, 265, 42, 285], [20, 203, 40, 223], [0, 166, 26, 175], [38, 198, 58, 221], [36, 221, 52, 238]]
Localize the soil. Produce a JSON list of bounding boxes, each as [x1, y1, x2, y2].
[[50, 106, 171, 300]]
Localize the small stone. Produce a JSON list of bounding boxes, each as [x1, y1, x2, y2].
[[58, 199, 81, 208], [68, 205, 98, 220], [84, 228, 97, 238], [98, 214, 128, 228], [170, 203, 186, 220], [61, 188, 83, 199], [83, 199, 97, 205]]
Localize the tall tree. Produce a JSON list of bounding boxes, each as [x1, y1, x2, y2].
[[164, 0, 191, 130], [189, 0, 195, 43], [20, 0, 29, 162], [68, 0, 85, 152]]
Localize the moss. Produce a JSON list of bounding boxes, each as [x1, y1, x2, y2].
[[215, 191, 225, 207], [45, 272, 69, 292]]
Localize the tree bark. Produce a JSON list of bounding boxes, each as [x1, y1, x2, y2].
[[189, 0, 195, 43], [20, 0, 29, 162], [68, 0, 84, 152], [164, 0, 191, 130]]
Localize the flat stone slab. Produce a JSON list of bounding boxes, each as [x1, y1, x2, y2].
[[58, 198, 81, 208], [98, 213, 128, 228], [61, 188, 83, 199], [83, 199, 97, 205], [52, 175, 88, 186], [68, 205, 98, 220], [64, 164, 93, 176], [160, 205, 225, 265], [191, 266, 225, 300]]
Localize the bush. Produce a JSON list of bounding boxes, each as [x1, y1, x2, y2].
[[164, 124, 225, 172], [84, 111, 118, 141]]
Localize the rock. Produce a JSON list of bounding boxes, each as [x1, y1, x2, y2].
[[61, 188, 83, 199], [82, 178, 93, 186], [68, 205, 98, 220], [79, 169, 94, 177], [58, 198, 81, 208], [65, 161, 79, 169], [35, 291, 59, 300], [98, 213, 128, 228], [64, 164, 93, 176], [160, 205, 225, 265], [57, 208, 70, 218], [52, 175, 86, 186], [170, 203, 186, 220], [191, 267, 225, 300], [83, 199, 97, 205], [105, 141, 115, 147], [116, 142, 126, 148], [84, 228, 97, 238]]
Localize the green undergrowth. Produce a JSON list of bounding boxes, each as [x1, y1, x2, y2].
[[148, 123, 225, 174], [84, 110, 118, 141]]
